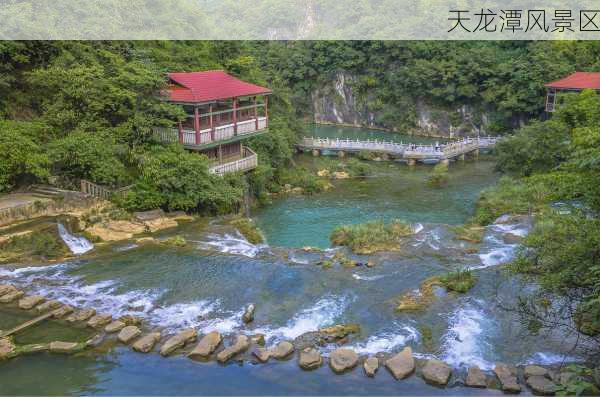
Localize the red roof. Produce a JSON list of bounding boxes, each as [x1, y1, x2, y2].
[[166, 70, 271, 103], [545, 72, 600, 90]]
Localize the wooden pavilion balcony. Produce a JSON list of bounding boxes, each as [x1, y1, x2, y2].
[[208, 146, 258, 176]]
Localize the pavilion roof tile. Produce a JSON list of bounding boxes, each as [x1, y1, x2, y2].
[[545, 72, 600, 90]]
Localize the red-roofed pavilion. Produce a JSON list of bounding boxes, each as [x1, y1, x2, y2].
[[544, 72, 600, 112]]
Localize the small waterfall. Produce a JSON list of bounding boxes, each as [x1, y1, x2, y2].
[[57, 223, 93, 255]]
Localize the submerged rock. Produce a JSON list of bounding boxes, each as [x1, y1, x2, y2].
[[66, 308, 96, 323], [52, 304, 74, 319], [216, 335, 250, 363], [364, 356, 379, 377], [118, 326, 142, 344], [36, 300, 62, 313], [385, 347, 415, 380], [422, 359, 451, 386], [132, 332, 160, 353], [160, 329, 197, 356], [465, 366, 487, 388], [188, 332, 222, 359], [526, 375, 556, 395], [87, 314, 112, 328], [299, 347, 322, 370], [0, 290, 24, 303], [104, 320, 126, 333], [18, 295, 45, 310], [329, 348, 359, 374], [252, 347, 271, 363], [242, 304, 255, 323], [49, 341, 82, 354], [494, 363, 521, 393], [270, 341, 294, 360]]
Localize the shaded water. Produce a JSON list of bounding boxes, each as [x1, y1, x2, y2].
[[0, 126, 582, 395]]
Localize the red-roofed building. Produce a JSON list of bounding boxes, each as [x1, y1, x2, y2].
[[154, 70, 272, 175], [544, 72, 600, 112]]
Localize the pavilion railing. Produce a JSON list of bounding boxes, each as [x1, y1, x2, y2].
[[209, 147, 258, 176]]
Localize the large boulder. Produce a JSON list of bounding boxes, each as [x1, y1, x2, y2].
[[526, 375, 556, 395], [118, 326, 142, 344], [524, 365, 549, 379], [66, 308, 96, 322], [0, 284, 17, 296], [252, 347, 271, 363], [329, 348, 359, 374], [87, 314, 112, 328], [270, 341, 294, 360], [493, 363, 521, 393], [242, 304, 255, 323], [118, 315, 143, 326], [465, 366, 487, 388], [187, 331, 222, 359], [385, 347, 415, 380], [421, 359, 452, 386], [36, 300, 62, 313], [132, 332, 161, 353], [52, 304, 74, 318], [299, 347, 322, 370], [364, 357, 379, 377], [18, 295, 46, 310], [0, 290, 24, 303], [250, 334, 265, 346], [160, 329, 197, 356], [49, 341, 82, 354], [216, 335, 250, 363], [104, 320, 126, 333]]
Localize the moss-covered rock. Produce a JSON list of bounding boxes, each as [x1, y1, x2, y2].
[[439, 270, 476, 293], [229, 218, 264, 244], [330, 219, 413, 254], [452, 224, 485, 243]]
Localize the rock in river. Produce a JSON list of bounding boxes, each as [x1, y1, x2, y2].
[[364, 357, 379, 377], [49, 341, 82, 354], [0, 290, 24, 303], [132, 332, 161, 353], [87, 314, 113, 328], [270, 341, 294, 360], [385, 347, 415, 380], [329, 348, 359, 374], [118, 326, 142, 344], [493, 363, 521, 393], [524, 365, 549, 379], [18, 295, 46, 310], [52, 305, 74, 319], [0, 284, 17, 296], [0, 338, 15, 359], [526, 375, 556, 395], [160, 329, 197, 356], [104, 320, 126, 333], [216, 335, 250, 363], [252, 347, 271, 363], [66, 308, 96, 323], [242, 304, 255, 323], [465, 366, 487, 388], [299, 347, 322, 370], [187, 331, 222, 359], [422, 359, 452, 386], [36, 300, 62, 313]]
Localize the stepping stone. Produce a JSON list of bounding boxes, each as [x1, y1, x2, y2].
[[132, 332, 160, 353], [494, 363, 521, 393], [66, 308, 96, 322], [187, 331, 222, 359], [87, 314, 112, 328], [0, 290, 24, 303], [385, 347, 415, 380], [160, 329, 197, 356], [526, 375, 556, 395], [524, 365, 549, 379], [105, 320, 126, 333], [299, 347, 322, 370], [465, 366, 487, 388], [242, 303, 255, 323], [363, 357, 379, 377], [0, 338, 15, 359], [118, 326, 142, 344], [270, 341, 294, 360], [52, 305, 74, 318], [421, 359, 452, 386], [252, 347, 271, 363], [118, 315, 143, 326], [329, 348, 359, 373], [0, 284, 17, 296], [19, 343, 49, 354], [216, 335, 250, 363], [18, 295, 45, 310], [249, 334, 265, 346], [36, 300, 62, 313], [49, 341, 82, 354]]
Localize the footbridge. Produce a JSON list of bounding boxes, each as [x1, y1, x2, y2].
[[297, 136, 499, 165]]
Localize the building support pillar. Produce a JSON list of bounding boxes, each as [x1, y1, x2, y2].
[[459, 154, 465, 161], [178, 122, 183, 143], [441, 158, 450, 166], [407, 158, 416, 166], [194, 106, 200, 145], [312, 149, 320, 157], [233, 97, 238, 136], [253, 96, 258, 130], [264, 95, 269, 128], [474, 148, 479, 159], [218, 145, 223, 163], [209, 104, 214, 141], [337, 150, 345, 158]]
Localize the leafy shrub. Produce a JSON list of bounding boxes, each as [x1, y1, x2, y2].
[[427, 162, 449, 188], [439, 270, 476, 293], [1, 228, 68, 261], [330, 219, 413, 254], [229, 218, 264, 244]]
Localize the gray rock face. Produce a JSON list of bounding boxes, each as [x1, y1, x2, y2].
[[36, 300, 62, 313], [216, 335, 250, 363], [187, 332, 222, 359], [364, 357, 379, 377], [299, 347, 322, 370], [494, 363, 521, 393], [0, 284, 16, 296], [465, 366, 487, 388], [270, 341, 295, 360], [118, 326, 142, 344], [52, 304, 74, 318], [66, 308, 96, 322], [104, 320, 126, 333], [18, 295, 46, 310], [242, 304, 255, 323], [422, 359, 452, 386], [524, 365, 549, 379], [526, 375, 556, 395], [49, 341, 81, 354], [0, 290, 24, 303], [87, 314, 113, 328], [329, 348, 359, 374], [132, 332, 161, 353], [160, 329, 197, 356], [385, 347, 415, 380], [252, 347, 271, 363]]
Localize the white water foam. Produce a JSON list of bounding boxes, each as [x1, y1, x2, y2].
[[57, 223, 93, 255], [412, 223, 424, 234], [150, 300, 219, 330], [197, 232, 265, 258], [351, 324, 419, 354], [473, 246, 516, 270], [525, 351, 582, 365], [441, 306, 495, 370], [352, 273, 386, 281]]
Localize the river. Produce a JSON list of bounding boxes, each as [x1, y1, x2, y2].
[[0, 125, 583, 395]]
